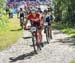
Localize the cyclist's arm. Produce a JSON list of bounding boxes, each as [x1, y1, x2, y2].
[[31, 16, 41, 22], [31, 14, 41, 22], [31, 18, 40, 22]]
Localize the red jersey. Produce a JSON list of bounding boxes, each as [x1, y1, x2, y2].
[[27, 13, 41, 23]]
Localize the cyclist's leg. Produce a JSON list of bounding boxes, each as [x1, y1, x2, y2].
[[20, 18, 23, 28], [20, 17, 24, 29], [22, 17, 24, 25], [31, 23, 40, 48], [37, 30, 42, 50], [36, 22, 42, 44], [39, 29, 44, 47], [37, 28, 43, 47], [38, 29, 42, 43], [20, 18, 21, 26]]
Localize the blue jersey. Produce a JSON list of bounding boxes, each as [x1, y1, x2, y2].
[[46, 16, 51, 22]]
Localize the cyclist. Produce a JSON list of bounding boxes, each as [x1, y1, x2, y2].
[[19, 8, 25, 29], [24, 9, 44, 48], [43, 10, 53, 39]]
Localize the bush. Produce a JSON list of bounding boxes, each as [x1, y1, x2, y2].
[[0, 14, 9, 31]]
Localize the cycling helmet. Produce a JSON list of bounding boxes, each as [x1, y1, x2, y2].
[[44, 10, 48, 13], [30, 7, 37, 14]]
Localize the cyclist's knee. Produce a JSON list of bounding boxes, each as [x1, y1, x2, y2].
[[37, 31, 41, 36]]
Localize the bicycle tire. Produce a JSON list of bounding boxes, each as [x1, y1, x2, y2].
[[32, 33, 41, 53], [32, 36, 37, 54], [46, 27, 50, 44]]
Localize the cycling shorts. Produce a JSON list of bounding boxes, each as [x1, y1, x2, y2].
[[45, 22, 51, 26], [32, 22, 41, 29], [48, 22, 51, 26]]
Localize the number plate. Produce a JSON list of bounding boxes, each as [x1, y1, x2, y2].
[[30, 27, 37, 32], [44, 22, 48, 26], [21, 17, 23, 19]]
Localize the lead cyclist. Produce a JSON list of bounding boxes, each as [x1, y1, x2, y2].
[[24, 8, 44, 48]]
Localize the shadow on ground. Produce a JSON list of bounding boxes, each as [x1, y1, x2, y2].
[[9, 51, 37, 62], [54, 37, 75, 47], [10, 28, 22, 31], [53, 30, 63, 35], [22, 37, 32, 39]]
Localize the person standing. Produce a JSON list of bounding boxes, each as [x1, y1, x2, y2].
[[19, 8, 25, 29], [5, 6, 9, 16], [9, 7, 13, 18]]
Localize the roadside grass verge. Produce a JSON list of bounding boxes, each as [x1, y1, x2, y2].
[[52, 23, 75, 38], [52, 23, 75, 63], [70, 60, 75, 63], [0, 17, 23, 51]]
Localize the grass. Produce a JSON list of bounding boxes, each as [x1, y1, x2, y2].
[[0, 16, 23, 51], [70, 60, 75, 63], [52, 23, 75, 63], [52, 23, 75, 38]]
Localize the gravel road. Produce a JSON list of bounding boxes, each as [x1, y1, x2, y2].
[[0, 29, 75, 63]]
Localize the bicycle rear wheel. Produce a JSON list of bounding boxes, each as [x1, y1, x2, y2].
[[46, 27, 50, 44]]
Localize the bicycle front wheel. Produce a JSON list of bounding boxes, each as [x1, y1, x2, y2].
[[32, 36, 37, 54]]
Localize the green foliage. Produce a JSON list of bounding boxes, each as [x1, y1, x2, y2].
[[0, 0, 9, 31], [53, 0, 75, 26], [0, 15, 9, 31], [0, 16, 22, 50], [52, 23, 75, 38], [70, 60, 75, 63]]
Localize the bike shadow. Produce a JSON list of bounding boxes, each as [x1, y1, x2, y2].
[[22, 37, 32, 39], [10, 28, 22, 31], [29, 41, 48, 47], [9, 51, 37, 62]]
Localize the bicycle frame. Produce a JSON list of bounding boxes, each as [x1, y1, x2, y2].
[[44, 22, 50, 44]]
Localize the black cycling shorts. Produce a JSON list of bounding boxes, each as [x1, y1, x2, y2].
[[47, 22, 51, 26], [32, 22, 41, 29]]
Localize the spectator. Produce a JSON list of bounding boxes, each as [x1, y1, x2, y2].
[[9, 7, 13, 18]]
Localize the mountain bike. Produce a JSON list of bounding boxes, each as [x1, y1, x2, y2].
[[25, 25, 42, 54], [44, 22, 51, 44]]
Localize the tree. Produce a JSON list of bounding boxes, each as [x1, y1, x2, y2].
[[53, 0, 75, 26]]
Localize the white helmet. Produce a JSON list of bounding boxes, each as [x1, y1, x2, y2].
[[30, 7, 37, 14]]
